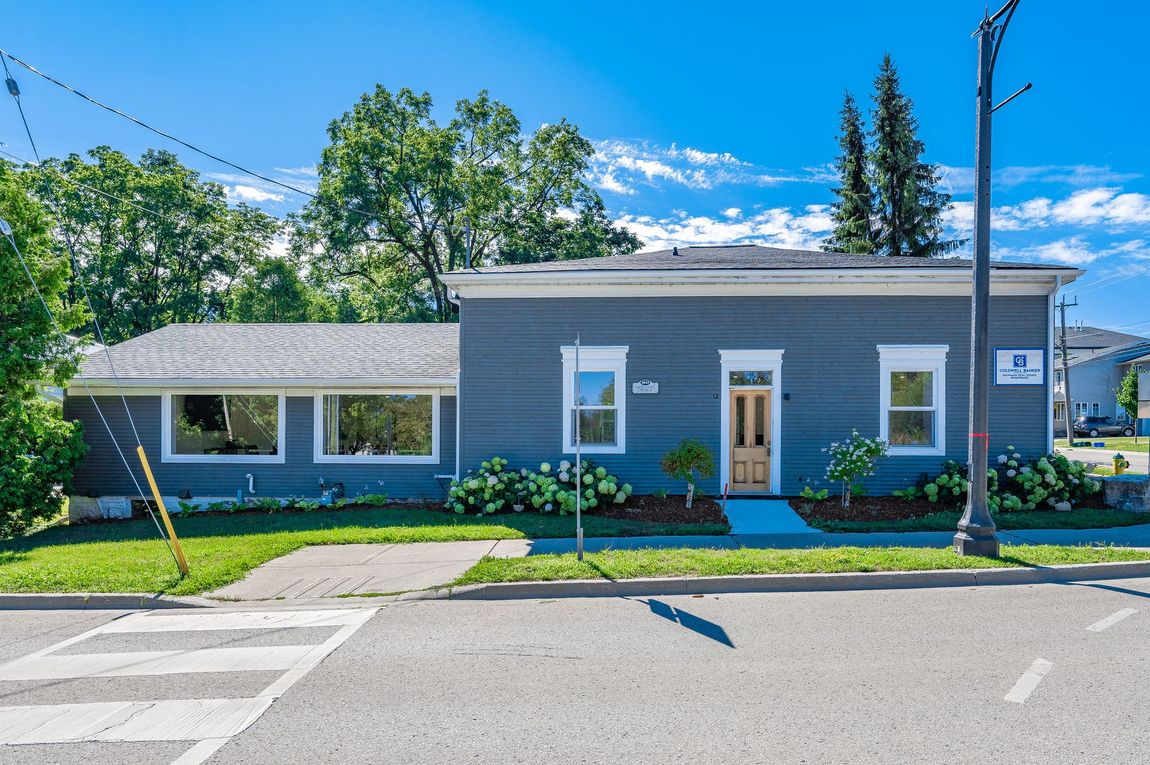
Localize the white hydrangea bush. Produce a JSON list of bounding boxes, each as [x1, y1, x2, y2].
[[823, 431, 888, 508], [446, 457, 632, 516]]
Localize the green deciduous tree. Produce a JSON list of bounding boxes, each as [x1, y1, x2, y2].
[[225, 255, 336, 323], [868, 55, 962, 258], [299, 86, 641, 322], [1116, 366, 1140, 424], [29, 147, 281, 342], [823, 91, 876, 254], [0, 161, 89, 537]]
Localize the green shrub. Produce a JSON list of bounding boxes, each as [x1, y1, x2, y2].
[[0, 398, 88, 538], [660, 439, 715, 509], [800, 486, 830, 502], [348, 493, 389, 506], [898, 446, 1101, 513], [446, 456, 518, 514]]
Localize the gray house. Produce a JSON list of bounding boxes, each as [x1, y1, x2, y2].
[[1055, 338, 1150, 437], [65, 245, 1079, 514]]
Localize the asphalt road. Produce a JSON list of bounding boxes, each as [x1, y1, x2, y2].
[[4, 579, 1150, 764], [1057, 446, 1149, 473]]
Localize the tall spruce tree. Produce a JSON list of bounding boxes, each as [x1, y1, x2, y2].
[[868, 54, 962, 258], [823, 91, 876, 254]]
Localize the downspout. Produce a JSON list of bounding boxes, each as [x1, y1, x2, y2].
[[1048, 275, 1061, 453]]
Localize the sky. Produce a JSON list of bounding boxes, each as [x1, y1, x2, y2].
[[2, 0, 1148, 334]]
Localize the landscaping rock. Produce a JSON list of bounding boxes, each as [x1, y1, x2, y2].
[[1102, 475, 1150, 513]]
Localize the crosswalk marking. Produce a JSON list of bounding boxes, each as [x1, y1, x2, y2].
[[0, 645, 316, 681], [1086, 608, 1138, 632], [0, 606, 377, 762], [0, 697, 273, 744], [100, 609, 371, 633]]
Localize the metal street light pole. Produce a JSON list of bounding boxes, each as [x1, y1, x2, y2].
[[955, 0, 1028, 557]]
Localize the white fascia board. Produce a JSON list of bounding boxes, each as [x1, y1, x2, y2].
[[68, 376, 459, 391], [442, 268, 1081, 298]]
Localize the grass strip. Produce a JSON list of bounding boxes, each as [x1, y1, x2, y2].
[[454, 544, 1150, 585], [0, 507, 728, 596]]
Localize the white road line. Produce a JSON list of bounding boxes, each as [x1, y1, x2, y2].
[[1086, 608, 1138, 632], [0, 607, 379, 760], [0, 698, 273, 744], [1005, 658, 1053, 704], [0, 645, 316, 681], [101, 609, 371, 633], [170, 737, 231, 765]]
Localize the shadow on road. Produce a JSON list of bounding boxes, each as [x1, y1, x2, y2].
[[1065, 581, 1150, 600], [645, 598, 735, 648]]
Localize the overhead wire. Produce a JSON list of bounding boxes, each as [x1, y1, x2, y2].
[[3, 48, 181, 564], [0, 225, 179, 569], [0, 46, 470, 239]]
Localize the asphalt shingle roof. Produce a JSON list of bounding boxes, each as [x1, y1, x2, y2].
[[77, 323, 459, 382], [448, 244, 1079, 275], [1065, 325, 1148, 351]]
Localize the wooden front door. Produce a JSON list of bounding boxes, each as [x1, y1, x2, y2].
[[729, 389, 770, 492]]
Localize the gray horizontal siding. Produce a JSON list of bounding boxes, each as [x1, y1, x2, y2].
[[65, 394, 455, 501], [459, 295, 1050, 496]]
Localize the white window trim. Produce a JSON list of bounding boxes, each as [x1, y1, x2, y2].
[[719, 349, 784, 495], [312, 388, 441, 465], [561, 345, 627, 455], [161, 389, 286, 464], [878, 345, 948, 456]]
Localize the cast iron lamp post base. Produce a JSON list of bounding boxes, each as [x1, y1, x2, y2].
[[953, 525, 1000, 557]]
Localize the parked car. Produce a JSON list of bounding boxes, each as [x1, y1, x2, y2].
[[1073, 416, 1135, 438]]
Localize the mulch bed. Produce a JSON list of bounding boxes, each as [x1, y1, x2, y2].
[[599, 495, 727, 525], [790, 493, 1109, 524]]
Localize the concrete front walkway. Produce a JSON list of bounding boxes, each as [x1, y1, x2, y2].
[[723, 498, 818, 534]]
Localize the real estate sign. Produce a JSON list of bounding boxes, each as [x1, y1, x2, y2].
[[994, 348, 1045, 386]]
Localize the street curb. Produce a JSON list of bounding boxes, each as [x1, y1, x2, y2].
[[0, 593, 214, 611], [443, 559, 1150, 600]]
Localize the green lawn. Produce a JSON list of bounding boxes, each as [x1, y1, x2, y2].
[[454, 544, 1150, 585], [0, 507, 728, 596], [806, 506, 1150, 534], [1057, 437, 1149, 454]]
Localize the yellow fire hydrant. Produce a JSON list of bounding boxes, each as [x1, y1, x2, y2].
[[1114, 453, 1129, 475]]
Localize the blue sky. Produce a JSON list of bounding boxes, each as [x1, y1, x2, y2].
[[2, 0, 1148, 333]]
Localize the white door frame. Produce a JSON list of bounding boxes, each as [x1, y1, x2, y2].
[[719, 350, 783, 495]]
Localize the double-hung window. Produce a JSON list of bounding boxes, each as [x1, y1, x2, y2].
[[878, 345, 947, 456], [162, 390, 285, 463], [561, 346, 627, 454], [314, 390, 439, 464]]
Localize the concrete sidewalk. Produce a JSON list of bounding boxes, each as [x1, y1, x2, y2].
[[208, 540, 533, 601], [205, 521, 1150, 602]]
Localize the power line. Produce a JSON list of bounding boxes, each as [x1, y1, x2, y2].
[[0, 147, 189, 227], [0, 46, 466, 238], [0, 220, 179, 569]]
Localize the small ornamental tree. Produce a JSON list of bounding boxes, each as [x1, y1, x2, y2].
[[1116, 367, 1140, 443], [661, 439, 715, 509], [823, 431, 888, 508]]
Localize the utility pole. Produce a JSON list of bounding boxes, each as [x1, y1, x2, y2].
[[1057, 295, 1078, 444], [955, 0, 1030, 558]]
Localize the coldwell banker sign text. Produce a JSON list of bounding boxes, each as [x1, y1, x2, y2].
[[994, 348, 1045, 386]]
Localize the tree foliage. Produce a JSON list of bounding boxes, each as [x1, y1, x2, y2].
[[868, 55, 962, 258], [299, 86, 641, 321], [661, 438, 715, 509], [823, 92, 876, 254], [29, 147, 282, 342], [0, 161, 89, 537], [225, 255, 335, 323], [1116, 366, 1141, 421]]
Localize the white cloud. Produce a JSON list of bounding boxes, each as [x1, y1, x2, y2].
[[589, 138, 817, 195], [226, 184, 285, 203], [996, 236, 1150, 267], [617, 205, 834, 252], [937, 165, 1141, 195], [722, 207, 742, 219], [942, 187, 1150, 234]]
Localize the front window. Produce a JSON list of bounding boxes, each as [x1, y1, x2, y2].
[[315, 391, 439, 463], [562, 346, 627, 454], [878, 345, 947, 455], [165, 392, 283, 462]]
